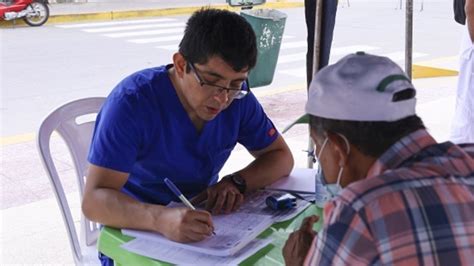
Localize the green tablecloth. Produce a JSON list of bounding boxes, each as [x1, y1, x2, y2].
[[98, 205, 322, 266]]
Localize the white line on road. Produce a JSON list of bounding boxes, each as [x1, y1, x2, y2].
[[277, 45, 380, 64], [128, 35, 182, 44], [280, 41, 306, 49], [155, 44, 179, 51], [381, 51, 428, 61], [55, 18, 177, 29], [83, 22, 185, 33], [104, 28, 184, 38], [330, 45, 380, 55], [278, 67, 306, 78], [278, 52, 306, 64]]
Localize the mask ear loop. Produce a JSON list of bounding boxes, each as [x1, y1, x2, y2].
[[335, 133, 351, 186], [317, 137, 330, 159], [314, 137, 329, 178]]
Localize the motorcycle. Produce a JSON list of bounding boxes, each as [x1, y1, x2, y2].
[[0, 0, 49, 26]]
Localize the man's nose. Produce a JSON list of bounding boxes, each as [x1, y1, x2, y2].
[[214, 89, 229, 103]]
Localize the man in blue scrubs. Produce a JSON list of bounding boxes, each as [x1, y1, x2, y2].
[[82, 8, 294, 263]]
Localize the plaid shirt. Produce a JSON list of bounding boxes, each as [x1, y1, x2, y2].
[[304, 129, 474, 265]]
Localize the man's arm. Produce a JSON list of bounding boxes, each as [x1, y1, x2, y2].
[[82, 164, 214, 242], [466, 0, 474, 42], [198, 135, 294, 214], [239, 134, 294, 191]]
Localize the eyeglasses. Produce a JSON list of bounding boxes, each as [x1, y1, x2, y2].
[[188, 63, 249, 100]]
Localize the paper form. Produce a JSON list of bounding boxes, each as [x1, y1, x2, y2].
[[121, 237, 272, 265], [266, 167, 318, 194], [122, 212, 273, 256]]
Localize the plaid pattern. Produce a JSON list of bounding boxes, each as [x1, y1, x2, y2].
[[305, 129, 474, 265]]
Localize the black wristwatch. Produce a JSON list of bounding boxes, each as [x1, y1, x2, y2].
[[226, 173, 247, 194]]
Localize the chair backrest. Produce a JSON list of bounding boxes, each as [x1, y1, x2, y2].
[[37, 97, 106, 265]]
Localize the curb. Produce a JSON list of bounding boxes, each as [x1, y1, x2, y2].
[[0, 2, 304, 27], [412, 64, 459, 79]]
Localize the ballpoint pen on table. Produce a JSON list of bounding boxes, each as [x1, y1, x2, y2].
[[164, 178, 216, 235]]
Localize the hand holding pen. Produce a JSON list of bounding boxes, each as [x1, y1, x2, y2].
[[164, 178, 216, 236]]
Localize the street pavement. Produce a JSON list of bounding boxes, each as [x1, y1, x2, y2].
[[0, 0, 463, 264]]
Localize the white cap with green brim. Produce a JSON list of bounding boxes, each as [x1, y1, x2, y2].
[[283, 52, 417, 133]]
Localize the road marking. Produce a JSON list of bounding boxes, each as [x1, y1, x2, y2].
[[55, 18, 177, 28], [280, 41, 306, 49], [253, 82, 306, 98], [278, 52, 306, 64], [104, 28, 184, 38], [129, 35, 183, 44], [278, 67, 306, 78], [381, 51, 428, 61], [277, 45, 380, 64], [155, 44, 179, 51], [330, 45, 379, 55], [83, 22, 185, 33], [0, 133, 36, 146]]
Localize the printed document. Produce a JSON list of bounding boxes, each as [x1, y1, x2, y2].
[[122, 212, 273, 256], [122, 237, 272, 265], [121, 189, 310, 262]]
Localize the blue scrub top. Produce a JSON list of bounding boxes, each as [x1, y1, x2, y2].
[[88, 65, 279, 205]]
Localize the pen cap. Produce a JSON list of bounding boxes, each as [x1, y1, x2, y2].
[[164, 178, 182, 197]]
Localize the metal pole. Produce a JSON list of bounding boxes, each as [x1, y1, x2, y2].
[[405, 0, 413, 80], [307, 0, 323, 168]]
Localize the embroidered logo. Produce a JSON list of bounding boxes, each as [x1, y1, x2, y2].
[[268, 128, 276, 137]]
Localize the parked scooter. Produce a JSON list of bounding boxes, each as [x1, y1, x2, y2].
[[0, 0, 49, 26]]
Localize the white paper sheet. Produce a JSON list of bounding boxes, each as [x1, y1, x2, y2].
[[122, 212, 273, 256], [266, 168, 318, 194], [121, 237, 272, 265]]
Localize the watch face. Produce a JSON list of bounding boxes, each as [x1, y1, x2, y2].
[[232, 174, 244, 185], [230, 174, 246, 193]]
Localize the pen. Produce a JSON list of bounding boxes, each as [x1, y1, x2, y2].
[[164, 178, 216, 235]]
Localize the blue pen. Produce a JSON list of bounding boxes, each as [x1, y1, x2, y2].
[[164, 178, 216, 235], [164, 178, 196, 210]]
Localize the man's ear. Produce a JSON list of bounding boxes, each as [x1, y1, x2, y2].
[[172, 52, 187, 78], [327, 132, 350, 167]]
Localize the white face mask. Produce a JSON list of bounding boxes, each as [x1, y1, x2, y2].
[[314, 134, 350, 207]]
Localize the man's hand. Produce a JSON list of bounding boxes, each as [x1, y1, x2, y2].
[[158, 207, 214, 242], [191, 178, 244, 214], [283, 215, 319, 266]]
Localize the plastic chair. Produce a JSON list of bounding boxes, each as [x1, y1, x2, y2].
[[37, 97, 106, 265]]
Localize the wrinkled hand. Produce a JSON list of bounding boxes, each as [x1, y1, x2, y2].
[[283, 215, 319, 266], [158, 207, 214, 242], [191, 178, 244, 214]]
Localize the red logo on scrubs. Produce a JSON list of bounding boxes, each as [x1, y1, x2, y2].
[[268, 128, 276, 137]]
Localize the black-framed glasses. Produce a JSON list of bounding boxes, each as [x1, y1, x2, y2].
[[188, 63, 249, 100]]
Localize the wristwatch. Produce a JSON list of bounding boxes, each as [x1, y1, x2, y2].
[[226, 173, 247, 194]]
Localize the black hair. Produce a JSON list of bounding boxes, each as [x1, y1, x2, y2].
[[309, 115, 426, 158], [179, 8, 257, 72]]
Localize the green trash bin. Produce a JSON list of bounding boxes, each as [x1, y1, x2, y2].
[[241, 9, 287, 88]]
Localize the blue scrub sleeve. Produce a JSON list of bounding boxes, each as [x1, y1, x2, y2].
[[88, 92, 144, 173], [237, 92, 279, 151]]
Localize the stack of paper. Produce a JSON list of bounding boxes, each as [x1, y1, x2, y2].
[[120, 190, 311, 264], [122, 212, 273, 256]]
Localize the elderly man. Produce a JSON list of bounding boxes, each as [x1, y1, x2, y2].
[[283, 52, 474, 265]]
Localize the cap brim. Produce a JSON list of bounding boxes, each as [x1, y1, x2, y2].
[[282, 114, 309, 134]]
